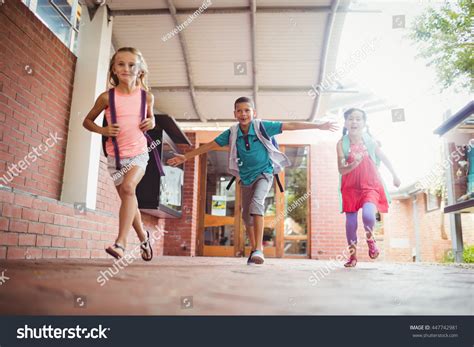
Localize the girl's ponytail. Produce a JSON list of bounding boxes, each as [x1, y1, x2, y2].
[[342, 127, 348, 136]]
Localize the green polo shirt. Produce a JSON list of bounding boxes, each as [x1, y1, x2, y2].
[[214, 121, 283, 185]]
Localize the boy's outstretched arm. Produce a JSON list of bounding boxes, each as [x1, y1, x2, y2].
[[167, 141, 221, 167], [282, 120, 339, 132], [375, 146, 401, 187]]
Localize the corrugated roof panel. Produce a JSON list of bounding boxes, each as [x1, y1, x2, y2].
[[258, 93, 314, 120], [113, 15, 189, 86], [258, 0, 332, 6], [108, 0, 169, 10], [256, 13, 327, 86], [182, 13, 252, 86], [174, 0, 249, 8], [195, 93, 246, 119], [154, 91, 198, 119]]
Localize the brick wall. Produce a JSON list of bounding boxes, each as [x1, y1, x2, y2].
[[0, 0, 73, 198], [0, 1, 163, 259], [163, 133, 199, 256]]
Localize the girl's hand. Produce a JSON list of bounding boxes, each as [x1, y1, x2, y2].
[[102, 124, 120, 137], [316, 120, 339, 132], [393, 176, 401, 188], [140, 117, 155, 132], [167, 154, 186, 167]]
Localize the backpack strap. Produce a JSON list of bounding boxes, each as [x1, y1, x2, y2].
[[140, 90, 165, 177], [258, 121, 284, 193], [108, 88, 122, 170], [226, 176, 236, 191]]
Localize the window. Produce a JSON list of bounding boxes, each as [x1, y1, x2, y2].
[[23, 0, 81, 54], [426, 191, 441, 212]]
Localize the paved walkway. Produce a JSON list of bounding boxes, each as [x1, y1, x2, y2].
[[0, 257, 472, 315]]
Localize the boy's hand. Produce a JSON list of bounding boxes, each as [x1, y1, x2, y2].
[[393, 176, 401, 188], [102, 124, 120, 137], [316, 120, 339, 132], [140, 118, 155, 132], [167, 154, 186, 167]]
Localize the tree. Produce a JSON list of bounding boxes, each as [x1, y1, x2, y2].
[[409, 0, 473, 92]]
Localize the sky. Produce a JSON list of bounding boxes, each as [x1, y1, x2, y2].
[[333, 0, 471, 188]]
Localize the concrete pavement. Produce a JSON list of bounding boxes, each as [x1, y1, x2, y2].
[[0, 256, 472, 315]]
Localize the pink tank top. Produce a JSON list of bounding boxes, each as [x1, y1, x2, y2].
[[105, 88, 148, 158]]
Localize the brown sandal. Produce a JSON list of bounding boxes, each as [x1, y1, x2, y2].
[[140, 230, 153, 261], [105, 243, 125, 260]]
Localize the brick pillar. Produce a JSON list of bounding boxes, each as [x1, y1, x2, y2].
[[310, 142, 347, 259], [164, 132, 199, 256]]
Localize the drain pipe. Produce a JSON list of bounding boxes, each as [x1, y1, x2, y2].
[[412, 196, 421, 262]]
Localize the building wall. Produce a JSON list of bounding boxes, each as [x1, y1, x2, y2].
[[0, 1, 164, 259], [0, 1, 74, 198], [163, 133, 199, 256]]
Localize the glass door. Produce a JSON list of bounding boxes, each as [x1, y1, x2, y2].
[[201, 149, 241, 257], [283, 145, 310, 257]]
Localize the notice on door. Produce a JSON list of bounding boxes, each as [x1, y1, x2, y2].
[[211, 196, 226, 216]]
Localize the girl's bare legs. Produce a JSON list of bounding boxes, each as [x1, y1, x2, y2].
[[114, 166, 146, 250], [114, 184, 147, 243]]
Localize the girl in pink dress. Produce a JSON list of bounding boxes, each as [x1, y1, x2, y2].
[[337, 108, 401, 267]]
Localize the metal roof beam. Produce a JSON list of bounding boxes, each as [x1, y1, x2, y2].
[[308, 0, 340, 122], [165, 0, 206, 122], [250, 0, 258, 109], [151, 86, 358, 93]]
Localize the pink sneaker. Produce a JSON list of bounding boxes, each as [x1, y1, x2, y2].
[[367, 238, 379, 259], [344, 255, 357, 267]]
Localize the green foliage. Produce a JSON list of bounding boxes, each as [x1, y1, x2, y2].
[[442, 245, 474, 263], [409, 0, 473, 92], [463, 245, 474, 263], [286, 168, 308, 228]]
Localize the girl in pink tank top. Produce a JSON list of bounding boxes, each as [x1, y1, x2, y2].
[[83, 47, 156, 262]]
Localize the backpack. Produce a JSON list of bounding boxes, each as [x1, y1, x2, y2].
[[226, 122, 284, 192], [101, 88, 164, 176]]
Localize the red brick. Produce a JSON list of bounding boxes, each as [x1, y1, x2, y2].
[[32, 199, 48, 211], [2, 203, 21, 219], [38, 211, 54, 223], [0, 217, 9, 231], [44, 224, 59, 236], [28, 222, 44, 234], [56, 249, 70, 258], [36, 235, 51, 247], [14, 194, 33, 208], [51, 236, 65, 248], [22, 208, 39, 221], [9, 220, 28, 233], [0, 246, 6, 259], [42, 248, 57, 258], [19, 233, 36, 246], [0, 231, 19, 245], [7, 246, 28, 259], [0, 190, 14, 204], [25, 247, 43, 259]]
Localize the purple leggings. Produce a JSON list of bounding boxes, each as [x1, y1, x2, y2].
[[345, 202, 376, 245]]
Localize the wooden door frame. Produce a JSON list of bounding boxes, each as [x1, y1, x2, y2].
[[280, 144, 311, 259], [196, 143, 311, 259]]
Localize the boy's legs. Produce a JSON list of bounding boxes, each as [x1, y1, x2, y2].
[[241, 174, 273, 259]]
